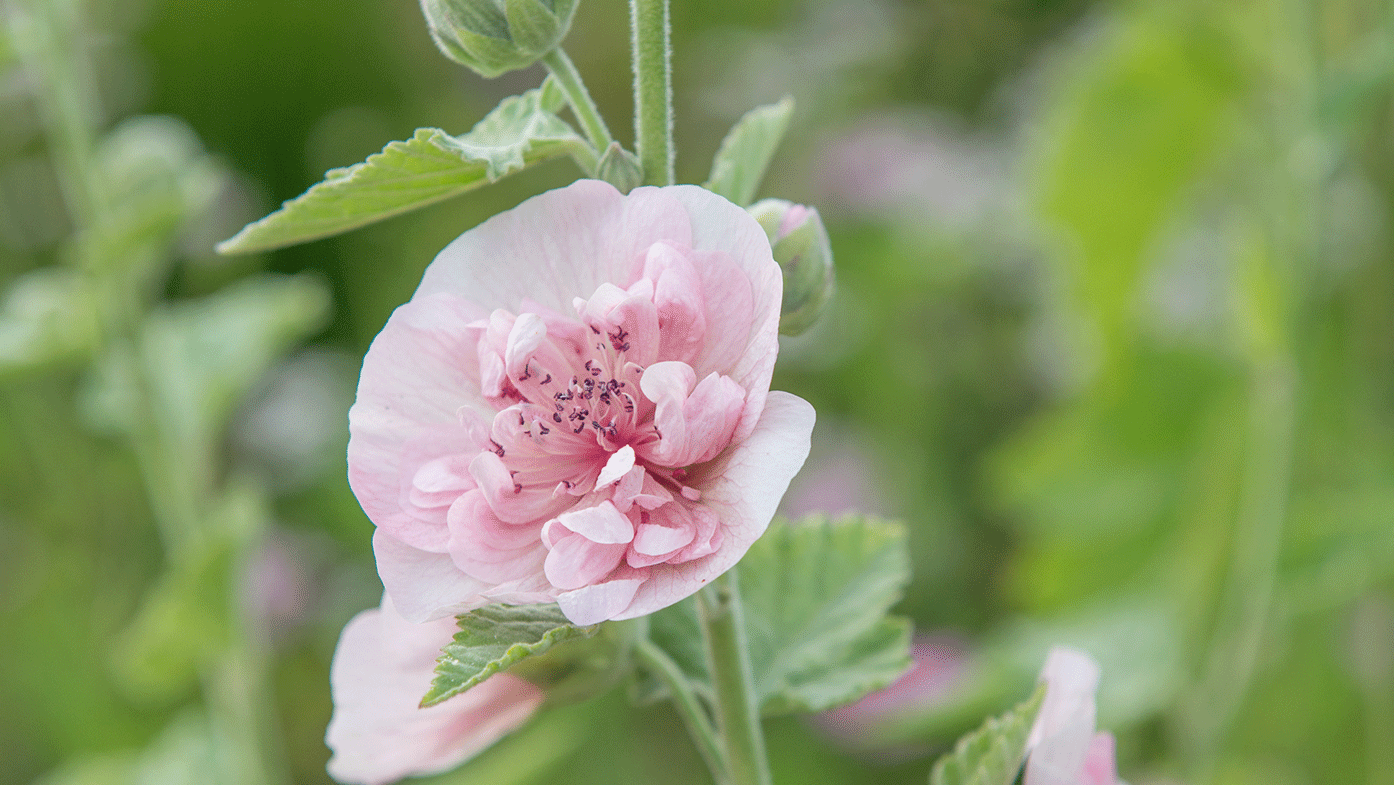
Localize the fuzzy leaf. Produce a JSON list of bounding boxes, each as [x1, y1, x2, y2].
[[423, 603, 597, 707], [218, 88, 587, 253], [742, 514, 913, 714], [929, 685, 1046, 785], [703, 97, 794, 207], [636, 515, 913, 715]]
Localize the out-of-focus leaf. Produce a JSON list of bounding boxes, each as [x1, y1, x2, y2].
[[1032, 8, 1243, 350], [84, 116, 224, 279], [0, 268, 100, 375], [928, 685, 1044, 785], [424, 603, 598, 707], [110, 482, 268, 702], [109, 538, 234, 703], [217, 88, 589, 253], [82, 272, 329, 444], [638, 515, 913, 716], [703, 97, 794, 207]]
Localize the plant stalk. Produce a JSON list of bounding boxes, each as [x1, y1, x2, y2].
[[698, 571, 771, 785], [541, 48, 613, 159], [634, 638, 728, 782], [628, 0, 673, 185]]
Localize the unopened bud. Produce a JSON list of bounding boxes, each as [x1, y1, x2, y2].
[[419, 0, 579, 78], [749, 199, 834, 336], [596, 142, 644, 193]]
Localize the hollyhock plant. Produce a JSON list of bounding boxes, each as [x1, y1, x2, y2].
[[348, 179, 815, 627], [325, 596, 544, 785], [1026, 647, 1124, 785]]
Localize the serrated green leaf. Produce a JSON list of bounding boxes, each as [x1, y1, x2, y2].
[[743, 514, 914, 714], [637, 514, 914, 715], [218, 88, 588, 253], [929, 685, 1046, 785], [424, 603, 598, 707], [703, 97, 794, 207]]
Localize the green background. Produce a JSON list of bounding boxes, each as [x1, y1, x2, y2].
[[2, 0, 1392, 783]]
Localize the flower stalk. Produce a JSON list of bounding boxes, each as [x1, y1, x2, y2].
[[540, 48, 614, 160], [629, 0, 673, 186], [698, 570, 771, 785], [634, 637, 728, 781]]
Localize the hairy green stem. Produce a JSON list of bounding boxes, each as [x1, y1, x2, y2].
[[698, 571, 771, 785], [634, 638, 728, 782], [541, 48, 613, 161], [629, 0, 673, 185]]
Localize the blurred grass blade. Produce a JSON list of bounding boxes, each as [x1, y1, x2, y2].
[[703, 97, 794, 207], [217, 88, 590, 254]]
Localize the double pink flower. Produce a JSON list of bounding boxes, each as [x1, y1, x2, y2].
[[347, 178, 814, 626]]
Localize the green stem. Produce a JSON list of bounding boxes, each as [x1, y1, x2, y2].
[[629, 0, 673, 185], [541, 48, 613, 158], [634, 639, 728, 782], [698, 571, 771, 785]]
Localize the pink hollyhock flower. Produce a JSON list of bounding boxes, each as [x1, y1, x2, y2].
[[1025, 647, 1123, 785], [348, 179, 815, 626], [325, 596, 543, 785]]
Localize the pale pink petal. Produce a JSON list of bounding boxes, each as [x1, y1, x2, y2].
[[1026, 647, 1105, 785], [681, 372, 747, 464], [375, 531, 550, 623], [556, 573, 645, 626], [552, 501, 635, 545], [415, 181, 692, 315], [325, 597, 543, 785], [632, 521, 696, 556], [1081, 733, 1119, 785], [661, 185, 783, 440], [642, 241, 707, 364], [543, 533, 628, 590], [612, 392, 815, 620], [1027, 647, 1100, 748], [445, 492, 547, 584], [596, 445, 636, 488], [470, 451, 568, 524], [349, 294, 489, 549]]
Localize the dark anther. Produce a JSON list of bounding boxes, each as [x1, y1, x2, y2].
[[552, 412, 562, 423], [489, 439, 505, 457]]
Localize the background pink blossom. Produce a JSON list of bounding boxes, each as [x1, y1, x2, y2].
[[1027, 647, 1122, 785], [325, 597, 543, 785]]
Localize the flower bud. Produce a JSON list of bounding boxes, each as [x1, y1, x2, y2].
[[418, 0, 579, 78], [749, 199, 835, 336], [596, 142, 644, 194]]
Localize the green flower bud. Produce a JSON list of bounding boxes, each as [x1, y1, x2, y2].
[[419, 0, 579, 78], [595, 142, 644, 194], [749, 198, 835, 336]]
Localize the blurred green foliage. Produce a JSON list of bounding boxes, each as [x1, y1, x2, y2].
[[2, 0, 1392, 784]]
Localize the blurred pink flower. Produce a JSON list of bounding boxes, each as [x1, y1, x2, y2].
[[349, 180, 814, 626], [1026, 647, 1122, 785], [811, 634, 969, 752], [325, 597, 543, 785]]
